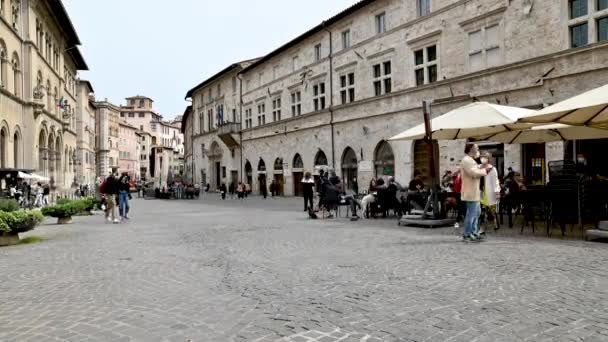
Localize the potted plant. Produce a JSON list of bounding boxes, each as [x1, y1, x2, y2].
[[0, 204, 44, 246], [41, 200, 83, 224]]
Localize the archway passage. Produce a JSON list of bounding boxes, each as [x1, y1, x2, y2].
[[292, 154, 304, 196], [209, 141, 222, 189], [413, 139, 439, 187], [245, 161, 253, 187], [374, 140, 395, 178], [273, 158, 284, 196], [341, 147, 358, 192], [13, 130, 20, 168], [0, 127, 7, 168], [38, 130, 46, 176], [257, 159, 267, 195]]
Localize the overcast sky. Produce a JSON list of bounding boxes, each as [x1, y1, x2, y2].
[[63, 0, 357, 119]]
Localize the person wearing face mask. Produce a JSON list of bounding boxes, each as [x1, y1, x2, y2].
[[460, 144, 493, 242], [479, 151, 501, 237]]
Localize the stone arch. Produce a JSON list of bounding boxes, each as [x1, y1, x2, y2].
[[38, 129, 47, 174], [374, 140, 395, 178], [257, 158, 266, 172], [341, 146, 358, 191], [292, 153, 303, 170], [47, 133, 55, 179], [314, 149, 328, 167], [257, 158, 267, 195], [11, 51, 20, 97], [12, 125, 21, 168], [0, 39, 7, 87], [0, 123, 8, 168], [244, 160, 253, 186], [55, 136, 62, 185]]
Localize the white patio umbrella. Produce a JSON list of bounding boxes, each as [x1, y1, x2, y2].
[[518, 83, 608, 129], [474, 123, 608, 144], [389, 102, 536, 141]]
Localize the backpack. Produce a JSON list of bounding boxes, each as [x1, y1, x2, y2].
[[99, 179, 107, 194]]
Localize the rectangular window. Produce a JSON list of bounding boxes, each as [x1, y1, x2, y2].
[[291, 91, 302, 117], [273, 65, 279, 79], [257, 103, 266, 126], [373, 61, 392, 96], [375, 12, 386, 34], [570, 0, 588, 19], [272, 98, 282, 122], [120, 113, 125, 117], [232, 108, 237, 122], [128, 113, 135, 118], [313, 83, 326, 111], [570, 23, 588, 48], [138, 113, 145, 118], [245, 109, 253, 129], [598, 17, 608, 42], [293, 56, 299, 71], [339, 72, 355, 105], [342, 30, 351, 49], [217, 83, 221, 96], [232, 77, 237, 93], [207, 110, 212, 131], [468, 25, 501, 71], [314, 44, 322, 62], [208, 88, 212, 100], [417, 0, 431, 17], [414, 45, 438, 86], [599, 0, 608, 11]]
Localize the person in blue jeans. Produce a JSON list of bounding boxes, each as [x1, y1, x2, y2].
[[118, 175, 131, 221], [460, 144, 492, 242]]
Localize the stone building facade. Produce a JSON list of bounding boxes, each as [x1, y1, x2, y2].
[[118, 121, 140, 180], [0, 0, 87, 190], [93, 100, 120, 178], [185, 0, 608, 195], [75, 80, 96, 185], [181, 106, 193, 183]]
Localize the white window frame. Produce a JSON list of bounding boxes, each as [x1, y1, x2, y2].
[[417, 0, 431, 17], [291, 91, 302, 117], [467, 24, 502, 72], [414, 44, 439, 86], [272, 98, 282, 122], [257, 103, 266, 126], [339, 72, 355, 105], [245, 108, 253, 129], [375, 12, 386, 34], [372, 61, 392, 97], [292, 56, 299, 71], [341, 30, 351, 49], [312, 82, 326, 111]]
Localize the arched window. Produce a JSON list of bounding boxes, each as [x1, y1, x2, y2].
[[293, 153, 303, 170], [11, 0, 20, 31], [274, 158, 284, 171], [314, 150, 328, 167], [374, 140, 395, 177], [13, 127, 20, 168], [258, 159, 266, 172], [38, 130, 46, 174], [0, 40, 7, 87], [11, 51, 19, 97], [0, 125, 7, 168], [245, 160, 252, 185], [341, 147, 358, 191], [46, 79, 51, 110], [53, 86, 58, 114]]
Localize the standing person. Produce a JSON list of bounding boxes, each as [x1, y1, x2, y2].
[[237, 182, 245, 200], [480, 151, 501, 235], [101, 172, 120, 224], [460, 144, 492, 242], [244, 182, 251, 198], [270, 180, 276, 197], [118, 175, 131, 221], [352, 178, 359, 196], [302, 172, 315, 212], [260, 176, 268, 199], [229, 182, 235, 200], [219, 183, 227, 200], [42, 183, 50, 207]]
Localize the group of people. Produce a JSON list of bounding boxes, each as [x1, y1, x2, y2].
[[99, 171, 132, 224], [218, 182, 252, 200], [8, 182, 50, 208]]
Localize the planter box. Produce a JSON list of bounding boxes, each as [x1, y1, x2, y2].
[[57, 217, 73, 225], [0, 234, 20, 247]]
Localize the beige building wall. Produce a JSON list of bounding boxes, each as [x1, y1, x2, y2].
[[118, 121, 140, 179], [75, 80, 96, 185], [0, 0, 87, 193]]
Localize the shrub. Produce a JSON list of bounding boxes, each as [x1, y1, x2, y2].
[[41, 202, 81, 218], [0, 199, 19, 213], [0, 210, 44, 234], [80, 197, 96, 212], [56, 198, 72, 205]]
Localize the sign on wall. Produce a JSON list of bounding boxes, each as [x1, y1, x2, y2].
[[358, 161, 373, 173]]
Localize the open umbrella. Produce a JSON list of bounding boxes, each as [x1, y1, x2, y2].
[[389, 102, 535, 141], [475, 123, 608, 144], [518, 83, 608, 129]]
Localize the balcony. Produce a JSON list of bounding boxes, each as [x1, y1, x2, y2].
[[216, 122, 241, 149]]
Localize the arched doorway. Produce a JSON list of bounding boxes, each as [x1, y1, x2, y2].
[[245, 160, 253, 187], [413, 139, 439, 187], [55, 138, 62, 187], [209, 141, 223, 189], [341, 147, 358, 192], [292, 153, 304, 196], [0, 126, 7, 168], [13, 129, 20, 168], [273, 158, 284, 196], [257, 158, 267, 195], [374, 140, 395, 179], [314, 149, 328, 172], [38, 130, 46, 176], [47, 134, 55, 185]]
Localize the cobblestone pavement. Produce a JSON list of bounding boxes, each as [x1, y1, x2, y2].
[[1, 196, 608, 342]]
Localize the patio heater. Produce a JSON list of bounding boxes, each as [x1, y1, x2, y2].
[[399, 100, 456, 228]]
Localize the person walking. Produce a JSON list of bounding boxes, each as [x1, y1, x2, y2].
[[259, 176, 268, 199], [244, 182, 251, 198], [237, 182, 245, 200], [118, 175, 131, 221], [460, 144, 492, 242], [219, 183, 227, 200], [42, 184, 50, 207], [101, 172, 120, 224], [302, 172, 315, 212]]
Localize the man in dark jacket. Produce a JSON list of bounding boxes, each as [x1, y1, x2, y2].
[[302, 172, 315, 212], [102, 173, 120, 224]]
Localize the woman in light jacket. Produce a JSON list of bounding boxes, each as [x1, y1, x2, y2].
[[480, 151, 501, 234]]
